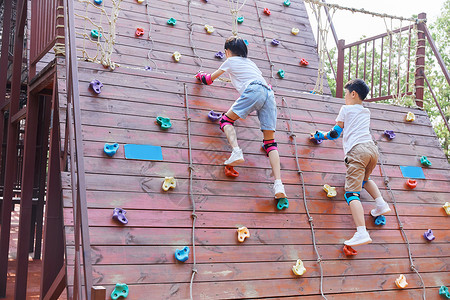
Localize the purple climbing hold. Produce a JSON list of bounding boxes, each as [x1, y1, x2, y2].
[[215, 51, 225, 59], [271, 39, 280, 46], [89, 79, 103, 94], [112, 208, 128, 225], [423, 229, 435, 241], [145, 66, 152, 71], [208, 110, 222, 122], [384, 130, 396, 140]]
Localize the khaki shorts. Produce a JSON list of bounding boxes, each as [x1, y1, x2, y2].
[[344, 142, 379, 192]]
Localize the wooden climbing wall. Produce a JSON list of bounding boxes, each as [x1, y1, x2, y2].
[[59, 0, 450, 298]]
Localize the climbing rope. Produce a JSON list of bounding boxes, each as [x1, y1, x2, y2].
[[372, 137, 426, 299], [227, 0, 248, 36], [144, 0, 158, 71], [253, 0, 278, 90], [186, 0, 204, 71], [74, 0, 122, 69], [184, 83, 198, 300], [282, 97, 328, 300]]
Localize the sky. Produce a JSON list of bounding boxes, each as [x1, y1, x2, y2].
[[305, 0, 446, 46]]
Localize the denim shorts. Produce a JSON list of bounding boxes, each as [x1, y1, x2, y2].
[[230, 81, 277, 131]]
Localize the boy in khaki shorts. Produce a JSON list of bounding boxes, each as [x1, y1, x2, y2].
[[314, 79, 391, 246]]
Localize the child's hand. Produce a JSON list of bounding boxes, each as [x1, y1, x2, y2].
[[195, 72, 213, 85], [314, 131, 326, 141]]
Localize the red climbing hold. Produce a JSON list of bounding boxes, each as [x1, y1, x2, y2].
[[264, 8, 271, 15], [225, 165, 239, 177], [135, 27, 144, 36], [343, 245, 357, 256], [300, 58, 309, 66], [406, 179, 417, 189]]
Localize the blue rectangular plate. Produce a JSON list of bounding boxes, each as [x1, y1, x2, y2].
[[399, 166, 425, 179], [124, 144, 163, 161]]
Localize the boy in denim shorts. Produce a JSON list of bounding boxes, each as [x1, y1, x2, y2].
[[195, 36, 287, 200], [314, 79, 391, 246]]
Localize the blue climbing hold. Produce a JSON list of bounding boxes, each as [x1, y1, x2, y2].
[[94, 0, 102, 4], [276, 198, 289, 210], [175, 246, 190, 262], [104, 143, 119, 157], [374, 215, 386, 226], [244, 39, 249, 45], [439, 286, 450, 299]]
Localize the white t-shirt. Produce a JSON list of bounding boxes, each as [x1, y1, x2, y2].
[[219, 56, 268, 95], [335, 104, 373, 155]]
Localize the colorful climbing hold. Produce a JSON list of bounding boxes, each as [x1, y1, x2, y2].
[[208, 110, 222, 122], [395, 274, 408, 289], [243, 39, 249, 45], [384, 130, 396, 140], [94, 0, 102, 5], [104, 143, 119, 157], [343, 245, 357, 256], [237, 16, 244, 24], [162, 177, 176, 191], [237, 226, 250, 242], [111, 283, 129, 300], [225, 165, 239, 177], [443, 202, 450, 215], [276, 198, 289, 210], [423, 229, 435, 241], [174, 246, 190, 262], [405, 179, 417, 189], [112, 208, 128, 225], [89, 79, 103, 94], [439, 286, 450, 299], [264, 7, 271, 15], [406, 111, 415, 122], [374, 215, 386, 226], [374, 215, 387, 226], [300, 58, 309, 66], [323, 184, 337, 197], [144, 66, 152, 71], [135, 27, 144, 36], [137, 0, 144, 3], [204, 24, 215, 33], [215, 51, 225, 59], [277, 69, 285, 78], [292, 259, 306, 276], [291, 27, 300, 35], [167, 18, 177, 26], [172, 51, 181, 62], [271, 39, 280, 46], [420, 155, 432, 167], [309, 133, 323, 144], [283, 0, 291, 6], [90, 29, 101, 39], [156, 116, 172, 129]]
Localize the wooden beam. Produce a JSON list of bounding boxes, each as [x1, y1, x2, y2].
[[91, 286, 106, 300], [42, 265, 67, 300], [10, 106, 27, 124]]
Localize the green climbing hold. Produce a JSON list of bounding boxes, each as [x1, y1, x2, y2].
[[91, 29, 102, 39], [439, 286, 450, 299], [277, 69, 285, 78], [283, 0, 291, 6], [111, 283, 129, 299], [237, 16, 244, 24], [420, 155, 432, 167], [276, 198, 289, 210], [156, 116, 172, 130], [167, 18, 177, 26]]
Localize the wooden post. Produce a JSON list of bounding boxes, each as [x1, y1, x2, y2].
[[336, 39, 345, 98], [91, 286, 107, 300], [415, 13, 426, 108]]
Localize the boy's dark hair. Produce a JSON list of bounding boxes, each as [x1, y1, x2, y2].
[[344, 79, 370, 100], [224, 36, 248, 58]]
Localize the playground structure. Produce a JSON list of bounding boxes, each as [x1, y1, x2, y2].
[[0, 0, 449, 299]]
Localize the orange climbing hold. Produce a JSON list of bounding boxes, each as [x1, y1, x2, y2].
[[343, 245, 357, 256], [237, 226, 250, 242], [224, 166, 239, 177], [395, 274, 408, 288], [135, 27, 144, 36], [406, 179, 417, 189]]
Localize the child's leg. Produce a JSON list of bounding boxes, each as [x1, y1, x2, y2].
[[222, 109, 240, 148], [363, 179, 381, 199], [221, 109, 244, 166], [364, 179, 391, 216], [349, 200, 365, 227], [263, 130, 281, 180]]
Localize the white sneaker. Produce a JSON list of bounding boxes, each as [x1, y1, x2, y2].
[[344, 231, 372, 246], [224, 148, 244, 166], [370, 202, 391, 217], [273, 182, 286, 199]]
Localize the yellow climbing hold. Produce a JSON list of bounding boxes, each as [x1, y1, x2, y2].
[[237, 226, 250, 242], [172, 51, 181, 62], [395, 274, 408, 289], [323, 184, 337, 198], [406, 111, 415, 122], [443, 202, 450, 215], [162, 177, 176, 191], [204, 24, 215, 34], [292, 259, 306, 276], [137, 0, 144, 3], [291, 27, 300, 35]]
